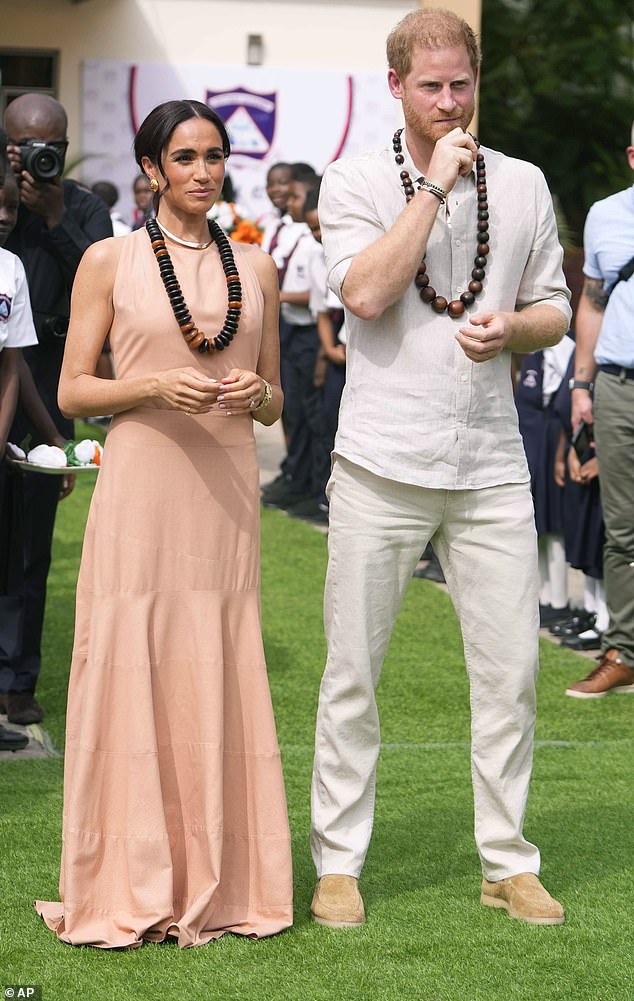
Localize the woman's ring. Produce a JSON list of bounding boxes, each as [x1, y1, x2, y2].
[[249, 397, 256, 409]]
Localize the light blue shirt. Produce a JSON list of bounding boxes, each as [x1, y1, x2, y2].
[[583, 183, 634, 367]]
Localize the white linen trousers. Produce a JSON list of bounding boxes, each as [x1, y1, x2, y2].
[[310, 456, 542, 882]]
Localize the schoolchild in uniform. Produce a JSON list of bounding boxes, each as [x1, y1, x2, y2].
[[261, 162, 311, 263], [293, 186, 346, 523], [258, 162, 292, 233], [261, 163, 307, 495], [515, 336, 574, 625], [552, 351, 607, 653], [262, 166, 330, 511]]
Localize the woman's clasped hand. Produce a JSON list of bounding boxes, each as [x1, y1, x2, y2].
[[154, 366, 265, 415]]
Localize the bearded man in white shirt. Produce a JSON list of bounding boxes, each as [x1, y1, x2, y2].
[[310, 7, 571, 929]]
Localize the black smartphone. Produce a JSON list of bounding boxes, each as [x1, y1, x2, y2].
[[571, 420, 595, 461]]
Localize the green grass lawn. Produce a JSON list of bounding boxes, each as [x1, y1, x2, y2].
[[1, 447, 633, 1001]]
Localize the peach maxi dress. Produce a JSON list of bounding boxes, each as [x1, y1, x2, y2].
[[36, 228, 293, 948]]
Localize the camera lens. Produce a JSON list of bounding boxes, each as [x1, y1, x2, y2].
[[40, 315, 69, 341], [20, 144, 64, 181]]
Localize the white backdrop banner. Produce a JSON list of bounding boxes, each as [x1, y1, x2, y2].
[[81, 59, 403, 225]]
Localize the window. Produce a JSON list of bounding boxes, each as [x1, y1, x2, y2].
[[0, 49, 59, 120]]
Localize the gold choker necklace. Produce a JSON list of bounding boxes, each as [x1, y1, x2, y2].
[[156, 219, 213, 250]]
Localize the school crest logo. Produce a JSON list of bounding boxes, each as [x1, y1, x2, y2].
[[205, 87, 276, 159], [0, 293, 12, 323], [522, 368, 539, 389]]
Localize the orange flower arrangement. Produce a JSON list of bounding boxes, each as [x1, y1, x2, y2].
[[208, 201, 263, 246], [231, 218, 264, 245]]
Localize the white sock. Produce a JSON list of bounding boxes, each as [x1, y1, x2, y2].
[[548, 535, 568, 608], [594, 580, 609, 633], [583, 575, 597, 614]]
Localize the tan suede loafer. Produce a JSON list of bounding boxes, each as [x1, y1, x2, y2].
[[481, 872, 565, 925], [311, 874, 365, 928]]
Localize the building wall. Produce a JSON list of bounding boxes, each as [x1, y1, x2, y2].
[[1, 0, 481, 158]]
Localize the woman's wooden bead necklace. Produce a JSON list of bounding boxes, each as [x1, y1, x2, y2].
[[146, 217, 242, 353], [393, 127, 489, 317]]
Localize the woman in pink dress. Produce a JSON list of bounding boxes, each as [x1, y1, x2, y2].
[[35, 100, 293, 948]]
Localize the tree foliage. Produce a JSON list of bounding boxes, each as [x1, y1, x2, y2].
[[479, 0, 634, 243]]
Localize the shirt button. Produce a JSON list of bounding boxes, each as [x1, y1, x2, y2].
[[460, 374, 468, 383], [455, 240, 462, 247]]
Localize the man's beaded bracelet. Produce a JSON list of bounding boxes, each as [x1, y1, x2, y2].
[[420, 179, 447, 204]]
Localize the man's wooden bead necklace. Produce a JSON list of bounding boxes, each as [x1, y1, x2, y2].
[[146, 217, 242, 353], [393, 128, 489, 318]]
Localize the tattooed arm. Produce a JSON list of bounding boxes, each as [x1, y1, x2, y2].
[[571, 276, 606, 432]]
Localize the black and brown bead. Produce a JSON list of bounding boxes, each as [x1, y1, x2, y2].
[[146, 218, 242, 353], [393, 128, 418, 203], [392, 128, 489, 317], [439, 152, 489, 317]]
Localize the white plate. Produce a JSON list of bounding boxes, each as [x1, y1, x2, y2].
[[9, 459, 99, 475]]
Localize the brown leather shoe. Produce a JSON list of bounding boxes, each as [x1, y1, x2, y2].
[[565, 649, 634, 699], [311, 875, 365, 928], [6, 693, 44, 725], [481, 873, 564, 925]]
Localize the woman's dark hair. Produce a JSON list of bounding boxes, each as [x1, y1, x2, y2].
[[221, 172, 236, 203], [133, 100, 231, 211]]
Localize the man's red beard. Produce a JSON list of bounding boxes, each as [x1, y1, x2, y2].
[[402, 95, 475, 146]]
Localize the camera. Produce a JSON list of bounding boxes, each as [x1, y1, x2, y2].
[[38, 314, 69, 343], [19, 142, 65, 181]]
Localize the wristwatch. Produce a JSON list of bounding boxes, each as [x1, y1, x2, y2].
[[252, 379, 273, 413], [569, 378, 593, 392]]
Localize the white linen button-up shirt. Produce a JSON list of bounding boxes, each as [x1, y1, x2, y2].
[[318, 136, 572, 490]]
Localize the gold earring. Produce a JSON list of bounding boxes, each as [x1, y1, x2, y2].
[[149, 177, 159, 193]]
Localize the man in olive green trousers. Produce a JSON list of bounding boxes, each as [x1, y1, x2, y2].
[[567, 122, 634, 699]]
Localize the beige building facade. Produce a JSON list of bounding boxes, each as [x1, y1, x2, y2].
[[1, 0, 481, 157]]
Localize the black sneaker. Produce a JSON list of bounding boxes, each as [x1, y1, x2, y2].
[[561, 629, 603, 651], [288, 498, 329, 524], [539, 604, 571, 627], [6, 693, 44, 725], [263, 489, 312, 510], [261, 475, 307, 506], [550, 611, 596, 637], [261, 473, 288, 499], [413, 557, 446, 583], [0, 723, 28, 752]]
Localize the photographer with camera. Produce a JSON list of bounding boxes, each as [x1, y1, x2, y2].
[[0, 94, 112, 726]]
